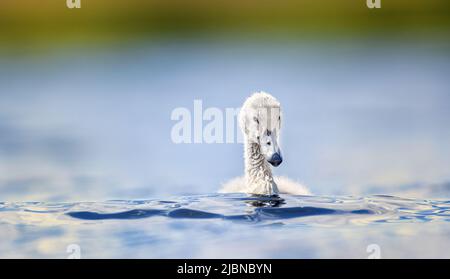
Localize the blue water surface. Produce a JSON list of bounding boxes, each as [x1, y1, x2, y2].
[[1, 193, 449, 258], [0, 40, 450, 258]]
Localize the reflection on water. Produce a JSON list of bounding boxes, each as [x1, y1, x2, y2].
[[0, 194, 449, 258]]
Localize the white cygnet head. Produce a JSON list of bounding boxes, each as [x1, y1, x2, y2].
[[239, 92, 283, 167]]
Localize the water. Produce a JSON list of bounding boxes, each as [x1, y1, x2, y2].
[[1, 194, 449, 258], [0, 40, 449, 258], [1, 41, 450, 201]]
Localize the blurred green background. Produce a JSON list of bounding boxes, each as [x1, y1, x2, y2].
[[1, 0, 450, 54]]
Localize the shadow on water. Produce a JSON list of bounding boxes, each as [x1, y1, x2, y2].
[[67, 208, 224, 220], [256, 207, 337, 219], [67, 209, 165, 220]]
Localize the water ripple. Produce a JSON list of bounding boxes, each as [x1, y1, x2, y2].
[[1, 194, 449, 226]]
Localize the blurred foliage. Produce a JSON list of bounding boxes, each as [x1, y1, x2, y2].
[[0, 0, 449, 53]]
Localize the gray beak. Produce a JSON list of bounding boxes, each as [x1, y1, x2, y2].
[[268, 153, 283, 167]]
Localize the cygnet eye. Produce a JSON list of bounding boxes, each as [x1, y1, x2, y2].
[[253, 117, 259, 124], [267, 141, 271, 146]]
